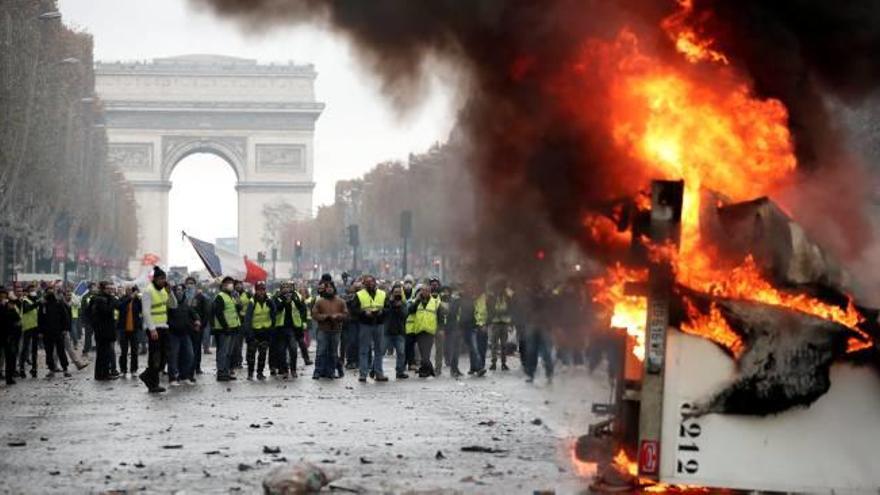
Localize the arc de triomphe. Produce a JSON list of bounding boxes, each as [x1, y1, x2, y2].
[[95, 54, 323, 276]]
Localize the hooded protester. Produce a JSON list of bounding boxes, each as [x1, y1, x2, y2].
[[167, 284, 200, 385], [38, 284, 71, 377], [139, 266, 175, 393], [213, 276, 241, 381]]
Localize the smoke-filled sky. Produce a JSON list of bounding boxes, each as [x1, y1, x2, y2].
[[58, 0, 460, 267]]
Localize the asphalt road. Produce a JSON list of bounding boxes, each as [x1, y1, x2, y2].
[[0, 350, 609, 494]]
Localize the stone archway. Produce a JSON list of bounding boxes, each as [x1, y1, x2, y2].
[[95, 54, 324, 275]]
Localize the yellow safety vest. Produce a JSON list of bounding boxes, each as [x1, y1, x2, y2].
[[251, 300, 273, 330], [214, 292, 241, 329], [412, 297, 440, 335], [71, 303, 79, 319], [21, 298, 38, 332], [356, 289, 386, 312], [491, 294, 512, 324], [474, 294, 487, 327], [239, 292, 251, 317], [148, 284, 169, 325]]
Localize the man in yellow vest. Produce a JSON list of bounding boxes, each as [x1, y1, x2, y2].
[[213, 276, 242, 381], [244, 281, 276, 380], [139, 267, 174, 393], [18, 284, 40, 378], [407, 285, 443, 378], [353, 275, 389, 382]]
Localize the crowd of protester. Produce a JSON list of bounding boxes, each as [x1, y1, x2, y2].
[[0, 266, 600, 393]]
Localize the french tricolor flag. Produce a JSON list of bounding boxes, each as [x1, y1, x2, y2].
[[184, 232, 267, 284]]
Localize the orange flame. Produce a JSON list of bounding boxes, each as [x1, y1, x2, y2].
[[681, 299, 745, 358], [590, 265, 648, 360], [581, 3, 874, 358], [662, 0, 729, 65]]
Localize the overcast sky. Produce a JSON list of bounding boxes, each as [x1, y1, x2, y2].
[[57, 0, 458, 268]]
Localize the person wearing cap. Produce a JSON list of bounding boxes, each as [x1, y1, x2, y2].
[[352, 275, 389, 382], [244, 280, 276, 380], [139, 267, 175, 392], [0, 287, 22, 385], [91, 281, 120, 381], [213, 276, 241, 381]]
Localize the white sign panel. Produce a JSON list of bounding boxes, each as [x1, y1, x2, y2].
[[661, 331, 880, 493]]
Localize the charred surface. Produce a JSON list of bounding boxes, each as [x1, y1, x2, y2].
[[690, 299, 853, 417]]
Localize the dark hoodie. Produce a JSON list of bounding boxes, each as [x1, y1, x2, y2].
[[39, 293, 70, 334], [168, 292, 200, 334]]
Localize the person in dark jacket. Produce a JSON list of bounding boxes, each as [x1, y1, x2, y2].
[[167, 284, 200, 385], [39, 284, 71, 378], [90, 281, 119, 381], [384, 283, 409, 379], [185, 277, 210, 374], [0, 287, 22, 385], [115, 286, 143, 376]]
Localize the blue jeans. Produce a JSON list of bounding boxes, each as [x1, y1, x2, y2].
[[168, 331, 194, 380], [214, 332, 235, 378], [314, 330, 340, 378], [523, 329, 554, 379], [386, 334, 406, 375], [469, 326, 488, 372], [358, 323, 384, 378]]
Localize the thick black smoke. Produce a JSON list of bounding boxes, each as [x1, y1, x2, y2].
[[193, 0, 880, 281], [684, 0, 880, 259]]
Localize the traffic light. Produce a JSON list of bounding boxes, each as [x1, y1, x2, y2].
[[257, 251, 266, 264], [294, 240, 303, 259]]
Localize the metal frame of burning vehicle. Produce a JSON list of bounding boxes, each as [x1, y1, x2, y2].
[[577, 180, 880, 494]]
